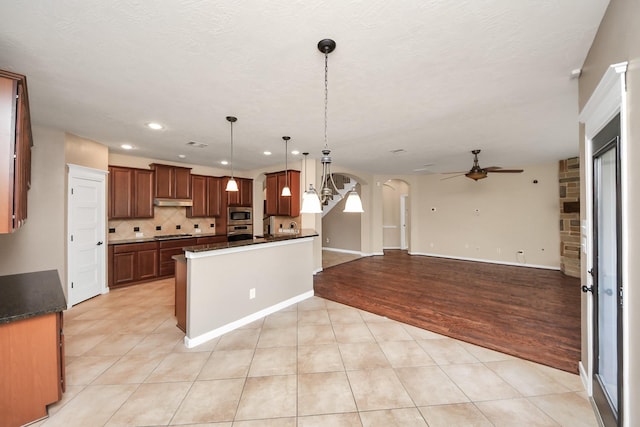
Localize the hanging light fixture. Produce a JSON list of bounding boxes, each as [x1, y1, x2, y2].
[[343, 189, 364, 212], [316, 38, 364, 213], [281, 136, 292, 197], [301, 152, 322, 213], [225, 116, 238, 192]]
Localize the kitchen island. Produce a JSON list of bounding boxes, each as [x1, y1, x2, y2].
[[176, 230, 318, 348]]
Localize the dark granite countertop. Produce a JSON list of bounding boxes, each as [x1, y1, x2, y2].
[[183, 229, 318, 253], [109, 232, 226, 245], [0, 270, 67, 324]]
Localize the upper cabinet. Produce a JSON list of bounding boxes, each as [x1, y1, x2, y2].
[[187, 175, 222, 218], [224, 177, 253, 207], [265, 170, 300, 217], [150, 163, 192, 199], [108, 166, 154, 219], [0, 70, 32, 233]]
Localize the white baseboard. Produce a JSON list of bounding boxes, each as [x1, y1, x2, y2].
[[408, 251, 560, 271], [184, 290, 314, 348], [322, 247, 363, 256], [383, 246, 401, 250]]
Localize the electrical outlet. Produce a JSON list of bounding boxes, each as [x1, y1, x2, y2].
[[249, 288, 256, 299], [156, 225, 161, 231], [326, 237, 330, 243]]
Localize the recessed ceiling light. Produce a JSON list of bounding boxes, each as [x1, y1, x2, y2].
[[263, 151, 272, 156], [220, 160, 229, 165], [291, 150, 300, 155], [121, 144, 133, 150], [146, 122, 164, 130], [178, 154, 186, 159]]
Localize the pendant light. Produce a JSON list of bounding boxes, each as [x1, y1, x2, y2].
[[343, 189, 364, 212], [281, 136, 291, 197], [316, 38, 364, 213], [301, 152, 322, 213], [225, 116, 238, 192]]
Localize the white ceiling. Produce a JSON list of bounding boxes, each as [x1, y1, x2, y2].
[[0, 1, 609, 175]]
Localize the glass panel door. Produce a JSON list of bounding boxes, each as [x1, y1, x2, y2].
[[591, 114, 622, 427]]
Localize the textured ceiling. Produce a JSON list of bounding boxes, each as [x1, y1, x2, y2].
[[0, 1, 609, 175]]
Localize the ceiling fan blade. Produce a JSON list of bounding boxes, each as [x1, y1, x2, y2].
[[487, 169, 524, 173], [440, 173, 466, 180], [440, 171, 468, 175], [484, 166, 502, 171]]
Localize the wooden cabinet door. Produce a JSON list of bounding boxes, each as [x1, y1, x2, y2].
[[113, 252, 135, 285], [207, 177, 222, 217], [136, 249, 158, 280], [133, 169, 154, 218], [152, 164, 173, 198], [187, 175, 207, 217], [109, 167, 133, 219], [276, 173, 291, 216], [239, 178, 253, 207], [174, 167, 192, 199], [265, 174, 278, 215], [0, 71, 32, 234]]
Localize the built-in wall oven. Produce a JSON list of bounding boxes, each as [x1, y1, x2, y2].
[[227, 207, 253, 241]]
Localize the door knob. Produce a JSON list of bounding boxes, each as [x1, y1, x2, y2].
[[581, 285, 593, 293], [97, 241, 103, 246]]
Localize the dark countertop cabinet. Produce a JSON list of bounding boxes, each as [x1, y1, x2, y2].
[[0, 270, 66, 427]]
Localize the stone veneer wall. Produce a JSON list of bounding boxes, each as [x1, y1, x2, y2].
[[108, 206, 218, 240], [559, 157, 580, 277]]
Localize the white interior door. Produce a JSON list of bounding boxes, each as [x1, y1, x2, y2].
[[68, 164, 107, 306], [400, 194, 408, 250]]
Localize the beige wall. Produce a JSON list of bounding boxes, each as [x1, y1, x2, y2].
[[578, 0, 640, 424], [0, 126, 66, 279], [322, 183, 362, 253], [65, 133, 109, 170], [409, 162, 561, 268]]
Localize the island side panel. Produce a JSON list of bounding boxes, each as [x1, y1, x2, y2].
[[186, 238, 314, 340]]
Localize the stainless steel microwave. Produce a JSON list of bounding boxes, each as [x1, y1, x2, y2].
[[228, 207, 252, 224]]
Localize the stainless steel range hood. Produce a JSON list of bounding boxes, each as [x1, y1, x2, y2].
[[153, 198, 193, 207]]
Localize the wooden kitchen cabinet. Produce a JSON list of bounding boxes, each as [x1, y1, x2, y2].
[[225, 177, 253, 207], [111, 241, 159, 287], [0, 69, 32, 234], [150, 163, 192, 199], [158, 238, 196, 277], [187, 175, 222, 218], [108, 166, 154, 219], [265, 170, 300, 217]]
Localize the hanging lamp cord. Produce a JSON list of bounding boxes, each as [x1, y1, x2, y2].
[[230, 120, 234, 179], [324, 52, 329, 150]]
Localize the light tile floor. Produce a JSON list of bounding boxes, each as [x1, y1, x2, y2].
[[33, 278, 599, 426]]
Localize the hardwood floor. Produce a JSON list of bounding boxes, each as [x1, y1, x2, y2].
[[314, 250, 582, 373]]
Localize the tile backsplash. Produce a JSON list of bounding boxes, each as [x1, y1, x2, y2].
[[108, 206, 218, 240]]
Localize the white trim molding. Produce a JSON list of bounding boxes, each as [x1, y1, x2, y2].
[[578, 62, 628, 415]]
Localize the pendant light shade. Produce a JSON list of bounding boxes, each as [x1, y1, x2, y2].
[[343, 189, 364, 213], [225, 116, 239, 192], [281, 136, 291, 197], [300, 152, 322, 214]]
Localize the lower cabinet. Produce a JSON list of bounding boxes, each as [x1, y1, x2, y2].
[[195, 235, 227, 245], [174, 256, 187, 332], [158, 238, 196, 278], [111, 242, 159, 288], [0, 312, 64, 427]]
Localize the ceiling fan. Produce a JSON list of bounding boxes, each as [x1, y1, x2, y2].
[[442, 149, 524, 181]]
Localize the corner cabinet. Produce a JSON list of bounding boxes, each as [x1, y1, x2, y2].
[[0, 69, 32, 233], [108, 166, 154, 219], [265, 170, 300, 217], [150, 163, 192, 199]]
